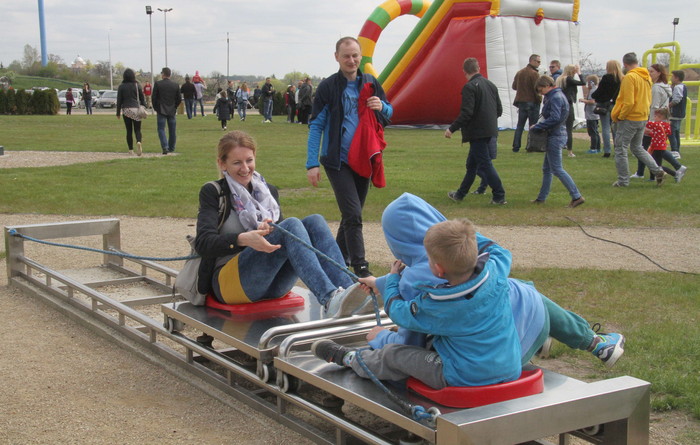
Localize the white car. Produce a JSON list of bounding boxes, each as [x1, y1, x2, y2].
[[58, 89, 84, 108]]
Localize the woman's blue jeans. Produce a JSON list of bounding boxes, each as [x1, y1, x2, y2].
[[237, 101, 247, 119], [236, 215, 353, 305], [599, 112, 613, 154], [537, 130, 581, 201]]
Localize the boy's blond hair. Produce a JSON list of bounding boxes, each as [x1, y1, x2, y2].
[[424, 219, 478, 275]]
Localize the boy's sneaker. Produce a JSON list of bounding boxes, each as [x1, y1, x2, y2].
[[311, 339, 351, 366], [655, 171, 666, 186], [612, 181, 627, 187], [447, 191, 463, 202], [490, 199, 507, 205], [630, 173, 644, 179], [472, 189, 486, 195], [672, 151, 681, 159], [675, 165, 687, 183], [323, 283, 367, 318], [536, 337, 553, 359], [591, 333, 625, 368]]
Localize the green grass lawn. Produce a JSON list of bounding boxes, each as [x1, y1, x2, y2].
[[1, 114, 700, 421]]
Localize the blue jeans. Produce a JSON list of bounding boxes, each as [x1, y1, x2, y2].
[[457, 137, 505, 201], [536, 129, 581, 201], [184, 98, 195, 119], [156, 113, 177, 152], [195, 98, 205, 116], [513, 101, 540, 151], [85, 99, 93, 115], [669, 119, 682, 152], [586, 119, 601, 151], [237, 101, 247, 119], [599, 112, 613, 153], [235, 215, 353, 305], [263, 98, 273, 121]]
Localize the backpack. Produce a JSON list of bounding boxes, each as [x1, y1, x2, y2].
[[174, 181, 227, 305]]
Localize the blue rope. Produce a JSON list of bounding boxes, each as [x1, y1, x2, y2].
[[7, 228, 197, 262], [270, 222, 382, 325]]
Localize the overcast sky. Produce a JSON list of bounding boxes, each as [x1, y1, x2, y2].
[[1, 0, 698, 79]]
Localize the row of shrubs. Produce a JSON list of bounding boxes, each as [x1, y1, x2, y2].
[[0, 88, 60, 115]]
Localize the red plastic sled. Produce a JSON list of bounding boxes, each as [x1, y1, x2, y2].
[[407, 368, 544, 408], [205, 291, 305, 315]]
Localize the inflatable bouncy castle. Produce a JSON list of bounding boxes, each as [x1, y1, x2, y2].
[[359, 0, 581, 127]]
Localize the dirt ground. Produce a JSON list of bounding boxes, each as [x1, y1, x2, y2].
[[2, 151, 699, 444]]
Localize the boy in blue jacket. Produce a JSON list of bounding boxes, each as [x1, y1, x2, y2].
[[360, 193, 624, 369], [312, 218, 522, 388]]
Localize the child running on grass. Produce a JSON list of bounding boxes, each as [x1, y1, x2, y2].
[[313, 218, 522, 389], [644, 108, 688, 182], [213, 90, 233, 131]]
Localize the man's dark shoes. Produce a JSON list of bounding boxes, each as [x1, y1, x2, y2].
[[447, 191, 463, 202], [353, 264, 373, 278], [568, 196, 585, 208]]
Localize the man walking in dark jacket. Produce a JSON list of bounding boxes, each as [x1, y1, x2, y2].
[[152, 67, 181, 154], [445, 58, 506, 204]]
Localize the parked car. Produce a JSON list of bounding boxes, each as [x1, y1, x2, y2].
[[96, 90, 118, 108], [58, 89, 84, 108]]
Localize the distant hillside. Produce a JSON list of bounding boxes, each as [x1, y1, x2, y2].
[[11, 76, 108, 91]]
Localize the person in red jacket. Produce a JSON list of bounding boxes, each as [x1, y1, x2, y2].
[[143, 81, 152, 109]]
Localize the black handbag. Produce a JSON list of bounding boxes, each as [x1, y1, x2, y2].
[[526, 130, 548, 152], [594, 102, 610, 115]]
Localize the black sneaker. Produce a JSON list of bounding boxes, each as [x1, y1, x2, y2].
[[353, 264, 373, 278], [311, 339, 350, 366]]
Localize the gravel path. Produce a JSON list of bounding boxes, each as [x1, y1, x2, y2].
[[2, 149, 699, 443]]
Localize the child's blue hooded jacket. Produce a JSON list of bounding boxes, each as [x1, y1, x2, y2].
[[373, 193, 547, 364]]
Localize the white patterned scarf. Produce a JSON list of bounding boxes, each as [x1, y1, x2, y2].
[[223, 171, 280, 231]]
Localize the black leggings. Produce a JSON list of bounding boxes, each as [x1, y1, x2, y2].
[[123, 116, 142, 150], [220, 119, 228, 129]]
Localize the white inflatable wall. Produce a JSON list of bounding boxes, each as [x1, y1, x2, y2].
[[485, 15, 583, 129]]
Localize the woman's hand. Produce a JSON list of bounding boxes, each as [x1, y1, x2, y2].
[[444, 129, 453, 139], [236, 230, 281, 253], [390, 259, 405, 275], [257, 219, 274, 234]]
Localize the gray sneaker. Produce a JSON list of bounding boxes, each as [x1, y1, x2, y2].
[[675, 165, 687, 183], [323, 283, 367, 318]]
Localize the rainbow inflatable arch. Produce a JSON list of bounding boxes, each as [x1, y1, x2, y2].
[[359, 0, 581, 127]]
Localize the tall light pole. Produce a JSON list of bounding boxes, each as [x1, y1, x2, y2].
[[146, 7, 154, 88], [108, 29, 113, 90], [158, 8, 173, 67], [227, 32, 230, 80], [672, 17, 679, 42]]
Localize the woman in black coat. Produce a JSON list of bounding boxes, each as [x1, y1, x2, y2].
[[116, 68, 146, 156], [591, 60, 623, 157]]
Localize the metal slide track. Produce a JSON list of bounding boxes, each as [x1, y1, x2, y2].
[[5, 219, 651, 445]]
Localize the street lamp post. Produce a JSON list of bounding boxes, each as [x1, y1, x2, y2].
[[108, 29, 113, 90], [146, 6, 154, 112], [672, 17, 679, 42], [158, 8, 173, 67]]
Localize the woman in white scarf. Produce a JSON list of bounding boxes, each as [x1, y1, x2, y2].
[[195, 131, 367, 318]]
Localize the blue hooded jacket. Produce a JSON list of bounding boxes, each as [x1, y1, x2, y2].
[[373, 193, 547, 364]]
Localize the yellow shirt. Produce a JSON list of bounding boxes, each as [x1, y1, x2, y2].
[[611, 67, 652, 122]]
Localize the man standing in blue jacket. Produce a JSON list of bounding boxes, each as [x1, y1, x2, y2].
[[306, 36, 393, 278]]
